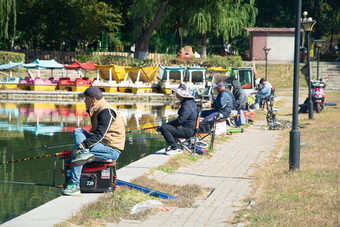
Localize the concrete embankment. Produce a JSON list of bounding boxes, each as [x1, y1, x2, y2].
[[0, 90, 177, 104]]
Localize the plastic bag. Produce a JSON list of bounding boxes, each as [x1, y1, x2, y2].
[[130, 200, 164, 214], [235, 108, 246, 126]]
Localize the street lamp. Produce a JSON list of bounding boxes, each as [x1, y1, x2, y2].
[[263, 47, 271, 81], [289, 0, 302, 171], [301, 11, 316, 120], [314, 39, 324, 80]]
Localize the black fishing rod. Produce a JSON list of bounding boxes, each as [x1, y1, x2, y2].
[[125, 114, 177, 130], [0, 153, 56, 165], [0, 181, 63, 188], [126, 126, 160, 134], [127, 136, 163, 141], [1, 136, 164, 165]]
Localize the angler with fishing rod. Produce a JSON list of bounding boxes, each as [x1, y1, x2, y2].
[[157, 84, 198, 155], [62, 86, 125, 196]]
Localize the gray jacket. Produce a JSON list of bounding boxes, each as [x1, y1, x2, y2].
[[232, 80, 248, 110]]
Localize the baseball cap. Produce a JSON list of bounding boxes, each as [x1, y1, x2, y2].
[[213, 82, 225, 87], [78, 86, 103, 99]]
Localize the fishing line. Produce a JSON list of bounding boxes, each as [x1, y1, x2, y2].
[[0, 181, 63, 188]]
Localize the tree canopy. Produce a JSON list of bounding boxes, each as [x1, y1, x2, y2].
[[0, 0, 339, 58]]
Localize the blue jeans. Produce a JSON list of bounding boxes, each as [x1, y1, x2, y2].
[[201, 109, 231, 119], [70, 128, 120, 186]]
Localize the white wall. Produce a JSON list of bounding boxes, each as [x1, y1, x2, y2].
[[267, 33, 295, 61]]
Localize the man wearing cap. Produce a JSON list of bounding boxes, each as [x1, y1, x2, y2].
[[201, 81, 233, 120], [62, 86, 125, 196], [158, 84, 198, 155]]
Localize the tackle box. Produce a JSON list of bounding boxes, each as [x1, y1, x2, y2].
[[60, 150, 117, 193]]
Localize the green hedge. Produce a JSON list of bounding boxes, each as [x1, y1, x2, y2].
[[76, 54, 242, 68], [0, 51, 25, 65]]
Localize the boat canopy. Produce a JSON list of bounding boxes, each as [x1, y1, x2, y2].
[[0, 61, 23, 70], [95, 64, 130, 82], [184, 66, 206, 83], [158, 65, 185, 81], [207, 67, 230, 72], [63, 61, 95, 70], [23, 59, 64, 69], [125, 65, 159, 83]]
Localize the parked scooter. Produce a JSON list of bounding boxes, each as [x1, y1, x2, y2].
[[311, 76, 330, 113]]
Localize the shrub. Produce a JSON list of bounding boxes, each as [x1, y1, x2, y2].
[[75, 53, 242, 68], [0, 51, 25, 64]]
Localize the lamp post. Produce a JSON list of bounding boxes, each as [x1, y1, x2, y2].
[[263, 47, 271, 81], [289, 0, 302, 171], [301, 11, 316, 120], [314, 39, 324, 80]]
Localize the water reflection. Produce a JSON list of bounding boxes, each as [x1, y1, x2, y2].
[[0, 101, 177, 224]]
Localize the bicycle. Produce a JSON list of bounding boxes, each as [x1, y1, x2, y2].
[[260, 89, 277, 127]]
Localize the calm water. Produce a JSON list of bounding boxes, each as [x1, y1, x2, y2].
[[0, 101, 177, 224]]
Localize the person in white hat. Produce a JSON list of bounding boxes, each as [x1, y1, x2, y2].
[[158, 84, 198, 155]]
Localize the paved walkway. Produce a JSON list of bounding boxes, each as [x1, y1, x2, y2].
[[2, 121, 279, 227], [112, 121, 279, 227]]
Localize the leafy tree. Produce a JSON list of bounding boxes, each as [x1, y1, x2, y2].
[[255, 0, 340, 54], [0, 0, 17, 50], [16, 0, 122, 51], [182, 0, 257, 56], [67, 0, 122, 51], [255, 0, 295, 27], [130, 0, 169, 60]]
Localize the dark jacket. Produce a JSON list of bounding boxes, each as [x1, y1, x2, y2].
[[80, 98, 125, 151], [168, 98, 198, 131], [214, 89, 233, 118], [232, 80, 248, 110]]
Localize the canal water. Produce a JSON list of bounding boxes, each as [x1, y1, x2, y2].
[[0, 101, 177, 224]]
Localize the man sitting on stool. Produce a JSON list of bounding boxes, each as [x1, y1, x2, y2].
[[231, 80, 248, 110], [201, 81, 233, 121], [62, 86, 125, 196], [158, 84, 198, 155], [255, 78, 272, 107]]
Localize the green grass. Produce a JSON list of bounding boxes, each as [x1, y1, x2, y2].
[[232, 91, 340, 227]]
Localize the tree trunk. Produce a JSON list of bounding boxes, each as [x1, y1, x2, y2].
[[200, 33, 207, 56], [135, 0, 169, 60], [329, 28, 334, 57], [315, 0, 323, 38]]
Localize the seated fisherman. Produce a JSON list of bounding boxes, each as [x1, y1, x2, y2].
[[255, 78, 272, 104], [231, 80, 248, 110], [62, 86, 125, 196], [201, 81, 233, 120], [158, 84, 198, 155]]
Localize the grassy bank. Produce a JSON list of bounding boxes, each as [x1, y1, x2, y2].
[[255, 64, 308, 89], [233, 91, 340, 226]]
